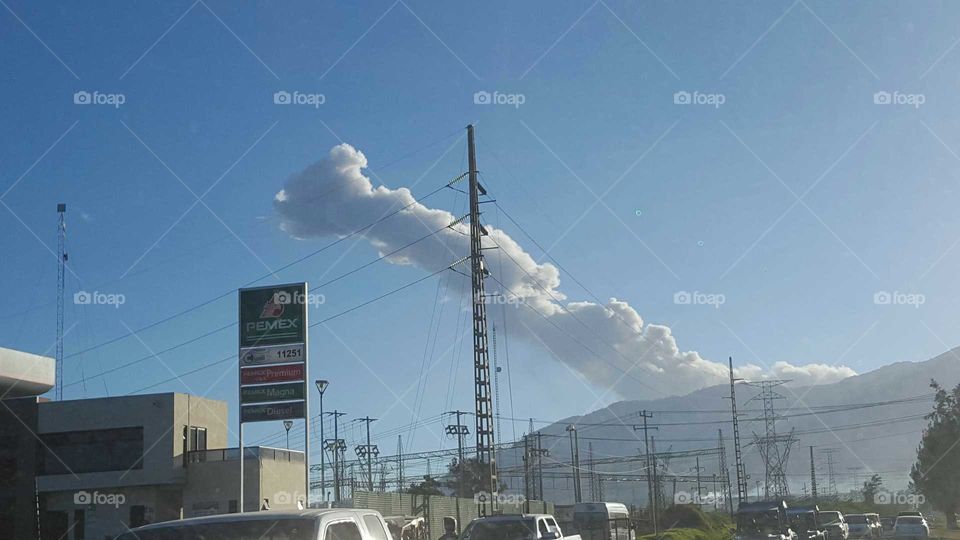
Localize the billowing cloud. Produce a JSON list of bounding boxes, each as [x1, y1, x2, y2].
[[274, 144, 855, 398]]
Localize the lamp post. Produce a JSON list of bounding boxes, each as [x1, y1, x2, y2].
[[315, 379, 329, 503], [283, 420, 294, 450]]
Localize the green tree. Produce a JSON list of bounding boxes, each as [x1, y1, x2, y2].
[[445, 457, 507, 498], [910, 380, 960, 529], [861, 474, 883, 505], [407, 474, 444, 496]]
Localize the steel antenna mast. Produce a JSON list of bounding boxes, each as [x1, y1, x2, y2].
[[56, 203, 67, 401], [467, 124, 497, 515]]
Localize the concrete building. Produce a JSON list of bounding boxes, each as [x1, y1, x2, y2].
[[1, 392, 305, 539]]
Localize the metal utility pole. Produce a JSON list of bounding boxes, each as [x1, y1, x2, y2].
[[634, 411, 658, 535], [56, 203, 67, 401], [354, 417, 379, 492], [587, 442, 596, 501], [467, 124, 497, 515], [397, 435, 404, 492], [695, 456, 703, 501], [747, 380, 797, 498], [523, 434, 532, 506], [324, 410, 346, 502], [535, 432, 547, 502], [566, 424, 582, 503], [445, 411, 470, 493], [726, 357, 748, 507], [446, 410, 470, 531], [316, 380, 329, 502], [284, 420, 294, 449], [810, 446, 818, 503], [719, 429, 733, 517]]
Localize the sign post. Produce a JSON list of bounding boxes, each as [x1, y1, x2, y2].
[[238, 283, 309, 512]]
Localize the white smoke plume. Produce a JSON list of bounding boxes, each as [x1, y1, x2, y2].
[[274, 144, 855, 399]]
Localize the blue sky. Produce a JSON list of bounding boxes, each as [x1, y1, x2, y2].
[[2, 0, 960, 458]]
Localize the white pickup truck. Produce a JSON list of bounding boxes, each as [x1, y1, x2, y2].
[[460, 514, 583, 540], [115, 508, 394, 539]]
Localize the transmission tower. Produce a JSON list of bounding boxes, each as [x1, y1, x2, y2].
[[467, 124, 497, 514], [725, 357, 748, 507], [820, 448, 839, 497], [747, 379, 797, 498], [56, 203, 67, 401]]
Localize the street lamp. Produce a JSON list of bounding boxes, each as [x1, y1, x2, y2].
[[284, 420, 294, 450], [315, 379, 329, 503]]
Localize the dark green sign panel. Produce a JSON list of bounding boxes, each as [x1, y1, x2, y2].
[[241, 400, 305, 423], [238, 284, 307, 348], [240, 382, 305, 404]]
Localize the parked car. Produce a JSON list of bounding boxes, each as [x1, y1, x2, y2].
[[880, 517, 896, 533], [115, 508, 394, 540], [820, 511, 848, 540], [736, 500, 798, 540], [461, 514, 582, 540], [893, 516, 929, 540], [787, 506, 826, 540], [865, 514, 882, 539]]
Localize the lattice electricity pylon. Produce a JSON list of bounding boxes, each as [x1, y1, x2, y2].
[[746, 380, 797, 498]]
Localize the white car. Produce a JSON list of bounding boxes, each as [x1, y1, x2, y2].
[[461, 514, 581, 540], [820, 511, 848, 540], [893, 516, 929, 540], [115, 508, 394, 540]]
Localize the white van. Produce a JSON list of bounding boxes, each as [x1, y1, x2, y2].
[[115, 508, 393, 540]]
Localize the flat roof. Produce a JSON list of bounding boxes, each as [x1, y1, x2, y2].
[[0, 347, 54, 397]]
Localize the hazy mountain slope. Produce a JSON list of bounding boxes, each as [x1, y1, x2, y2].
[[499, 347, 960, 506]]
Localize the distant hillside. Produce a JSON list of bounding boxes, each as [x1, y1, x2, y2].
[[498, 347, 960, 506]]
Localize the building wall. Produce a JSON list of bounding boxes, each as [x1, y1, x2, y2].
[[0, 396, 42, 539], [183, 447, 306, 517], [36, 393, 226, 492], [35, 393, 227, 539]]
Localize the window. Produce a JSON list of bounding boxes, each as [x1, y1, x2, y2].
[[326, 521, 363, 540], [130, 505, 147, 528], [539, 519, 550, 534], [362, 515, 388, 540], [39, 427, 143, 475], [73, 509, 85, 540]]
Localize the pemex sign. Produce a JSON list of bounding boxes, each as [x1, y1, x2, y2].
[[238, 283, 308, 423]]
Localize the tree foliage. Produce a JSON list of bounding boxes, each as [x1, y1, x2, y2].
[[445, 457, 507, 498], [861, 474, 883, 505], [910, 380, 960, 528], [406, 474, 444, 496]]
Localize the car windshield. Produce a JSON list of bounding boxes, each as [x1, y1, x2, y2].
[[114, 519, 316, 540], [847, 515, 867, 524], [462, 519, 538, 540], [898, 517, 923, 525], [821, 513, 842, 524], [738, 513, 781, 535], [789, 513, 816, 530]]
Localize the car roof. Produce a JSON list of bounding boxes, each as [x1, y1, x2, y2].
[[131, 508, 378, 532]]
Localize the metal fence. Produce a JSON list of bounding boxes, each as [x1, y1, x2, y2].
[[347, 491, 553, 538]]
